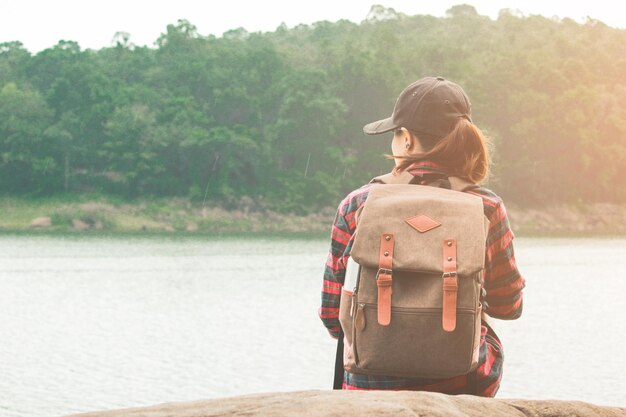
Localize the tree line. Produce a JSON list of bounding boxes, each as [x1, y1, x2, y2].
[[1, 4, 625, 212]]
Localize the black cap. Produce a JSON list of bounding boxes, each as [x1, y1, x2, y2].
[[363, 76, 472, 140]]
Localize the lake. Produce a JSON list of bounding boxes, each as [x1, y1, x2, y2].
[[0, 235, 624, 416]]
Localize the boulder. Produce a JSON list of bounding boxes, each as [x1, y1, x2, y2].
[[65, 390, 626, 417], [30, 217, 52, 228], [72, 219, 90, 230]]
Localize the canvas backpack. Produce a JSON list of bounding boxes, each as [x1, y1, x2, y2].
[[338, 170, 489, 379]]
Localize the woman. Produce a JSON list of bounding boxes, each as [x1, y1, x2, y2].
[[319, 76, 525, 396]]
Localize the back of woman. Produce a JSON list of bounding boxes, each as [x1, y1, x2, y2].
[[319, 76, 525, 396]]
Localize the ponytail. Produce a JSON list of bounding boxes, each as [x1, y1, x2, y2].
[[393, 118, 491, 184]]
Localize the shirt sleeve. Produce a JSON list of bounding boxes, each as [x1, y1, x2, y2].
[[319, 203, 352, 339], [483, 200, 525, 320]]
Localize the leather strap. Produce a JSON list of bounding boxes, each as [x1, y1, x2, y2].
[[442, 239, 458, 332], [377, 233, 394, 326], [333, 330, 344, 389]]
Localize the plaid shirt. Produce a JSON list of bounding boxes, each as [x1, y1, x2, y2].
[[320, 161, 525, 396]]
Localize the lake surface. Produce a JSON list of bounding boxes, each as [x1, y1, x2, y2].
[[0, 235, 625, 416]]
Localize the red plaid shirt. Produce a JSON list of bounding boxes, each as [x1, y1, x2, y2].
[[320, 161, 525, 396]]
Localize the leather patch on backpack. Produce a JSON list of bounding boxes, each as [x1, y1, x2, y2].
[[405, 214, 441, 233]]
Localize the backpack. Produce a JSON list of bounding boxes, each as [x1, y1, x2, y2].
[[338, 170, 489, 379]]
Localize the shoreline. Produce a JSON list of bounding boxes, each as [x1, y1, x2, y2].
[[1, 197, 625, 238]]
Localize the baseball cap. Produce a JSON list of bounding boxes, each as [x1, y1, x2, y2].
[[363, 76, 472, 140]]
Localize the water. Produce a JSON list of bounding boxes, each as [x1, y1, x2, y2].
[[0, 235, 624, 416]]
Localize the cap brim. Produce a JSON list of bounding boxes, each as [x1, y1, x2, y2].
[[363, 117, 396, 135]]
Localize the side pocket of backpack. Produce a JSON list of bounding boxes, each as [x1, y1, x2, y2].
[[339, 288, 355, 346], [339, 288, 358, 369]]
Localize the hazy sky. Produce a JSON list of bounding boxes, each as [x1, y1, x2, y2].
[[2, 0, 624, 53]]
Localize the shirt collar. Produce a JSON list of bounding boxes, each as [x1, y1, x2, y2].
[[406, 161, 450, 178]]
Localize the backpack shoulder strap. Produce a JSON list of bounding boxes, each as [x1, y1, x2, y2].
[[448, 176, 479, 192], [371, 171, 479, 191], [370, 169, 415, 185], [356, 170, 414, 226]]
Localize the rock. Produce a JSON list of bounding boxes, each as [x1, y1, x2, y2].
[[72, 219, 90, 231], [30, 217, 52, 228], [64, 390, 626, 417]]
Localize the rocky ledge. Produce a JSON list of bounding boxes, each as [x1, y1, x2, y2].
[[67, 390, 625, 417]]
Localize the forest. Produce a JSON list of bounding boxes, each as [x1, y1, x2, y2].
[[1, 4, 625, 213]]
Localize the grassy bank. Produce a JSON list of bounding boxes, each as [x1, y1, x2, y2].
[[506, 202, 626, 237], [1, 196, 625, 237], [0, 196, 334, 236]]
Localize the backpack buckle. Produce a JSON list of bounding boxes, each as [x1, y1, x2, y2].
[[376, 268, 393, 326], [442, 239, 458, 332], [377, 234, 394, 326], [376, 268, 393, 279]]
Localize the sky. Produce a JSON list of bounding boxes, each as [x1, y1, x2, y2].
[[1, 0, 624, 53]]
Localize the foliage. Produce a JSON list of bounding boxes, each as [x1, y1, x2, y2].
[[0, 9, 625, 210]]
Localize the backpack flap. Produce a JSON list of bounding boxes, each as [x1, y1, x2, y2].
[[351, 183, 488, 275]]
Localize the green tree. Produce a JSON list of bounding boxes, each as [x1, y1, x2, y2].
[[0, 83, 56, 193], [0, 10, 625, 208], [0, 42, 31, 86], [101, 104, 163, 196]]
